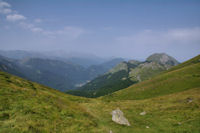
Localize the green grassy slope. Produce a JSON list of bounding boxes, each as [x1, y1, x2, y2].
[[0, 55, 200, 133], [0, 71, 104, 133], [102, 55, 200, 101], [166, 55, 200, 72], [84, 87, 200, 133]]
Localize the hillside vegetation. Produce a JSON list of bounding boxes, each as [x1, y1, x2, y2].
[[67, 53, 179, 97], [0, 71, 102, 133], [0, 55, 200, 133], [102, 55, 200, 101]]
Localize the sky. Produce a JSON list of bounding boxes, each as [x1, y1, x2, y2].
[[0, 0, 200, 61]]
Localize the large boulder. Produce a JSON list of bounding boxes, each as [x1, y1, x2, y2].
[[111, 108, 130, 126]]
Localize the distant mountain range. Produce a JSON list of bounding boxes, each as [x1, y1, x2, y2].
[[0, 55, 25, 78], [0, 50, 124, 91], [0, 50, 179, 95], [67, 53, 179, 97], [0, 50, 108, 67]]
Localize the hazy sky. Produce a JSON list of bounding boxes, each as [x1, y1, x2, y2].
[[0, 0, 200, 61]]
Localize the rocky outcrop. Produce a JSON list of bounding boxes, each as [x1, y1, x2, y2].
[[111, 108, 130, 126], [146, 53, 179, 67], [140, 111, 146, 115]]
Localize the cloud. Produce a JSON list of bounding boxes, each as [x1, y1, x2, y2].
[[0, 1, 12, 14], [6, 14, 26, 22], [41, 26, 86, 40], [113, 27, 200, 61], [117, 27, 200, 45], [0, 1, 11, 8], [0, 8, 11, 14], [31, 27, 43, 32], [19, 22, 34, 29], [1, 0, 86, 40], [19, 21, 85, 39], [19, 22, 43, 33], [166, 28, 200, 42]]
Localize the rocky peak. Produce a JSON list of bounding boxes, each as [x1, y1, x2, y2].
[[146, 53, 179, 67]]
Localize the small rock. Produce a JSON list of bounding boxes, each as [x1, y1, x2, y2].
[[146, 126, 149, 128], [109, 130, 113, 133], [140, 111, 146, 116], [178, 122, 182, 125], [186, 97, 193, 103], [111, 108, 130, 126]]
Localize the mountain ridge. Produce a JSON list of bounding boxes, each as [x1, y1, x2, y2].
[[67, 53, 179, 97]]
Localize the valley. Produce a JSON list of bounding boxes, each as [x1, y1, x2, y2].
[[67, 53, 179, 97], [0, 50, 124, 91], [0, 54, 199, 133], [0, 0, 199, 132]]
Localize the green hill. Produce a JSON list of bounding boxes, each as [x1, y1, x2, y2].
[[67, 53, 179, 98], [102, 55, 200, 101], [0, 70, 101, 133], [66, 61, 138, 97], [0, 55, 200, 133]]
